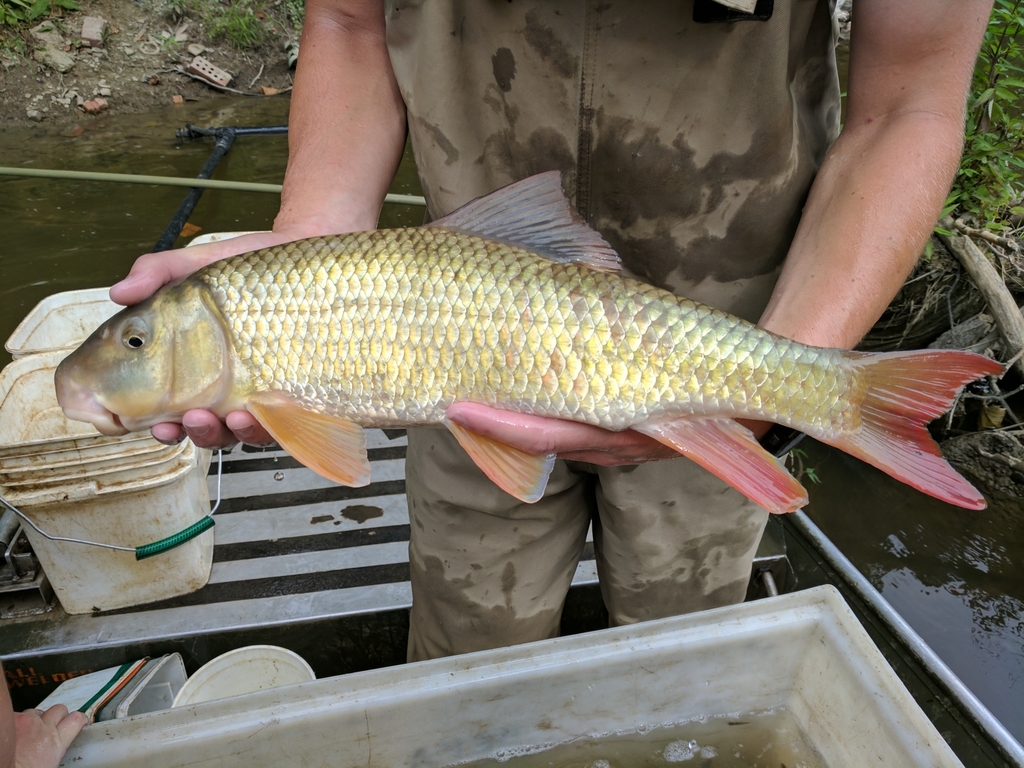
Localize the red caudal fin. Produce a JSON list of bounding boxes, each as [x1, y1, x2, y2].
[[830, 349, 1004, 510]]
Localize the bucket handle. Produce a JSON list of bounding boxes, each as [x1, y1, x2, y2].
[[0, 450, 223, 561]]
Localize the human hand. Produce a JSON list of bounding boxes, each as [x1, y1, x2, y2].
[[445, 402, 678, 465], [110, 230, 309, 449], [13, 705, 87, 768], [148, 409, 276, 451], [109, 230, 303, 307], [445, 403, 774, 465]]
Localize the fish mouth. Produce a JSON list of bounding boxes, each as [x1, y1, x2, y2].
[[54, 369, 130, 437]]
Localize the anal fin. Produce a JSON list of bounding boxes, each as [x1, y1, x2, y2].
[[446, 417, 556, 503], [247, 391, 371, 487], [634, 416, 808, 514]]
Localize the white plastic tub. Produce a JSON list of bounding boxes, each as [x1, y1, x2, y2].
[[4, 287, 119, 358], [172, 646, 316, 707], [60, 587, 964, 767], [0, 438, 178, 485], [0, 351, 158, 462], [14, 441, 213, 614], [0, 441, 187, 496]]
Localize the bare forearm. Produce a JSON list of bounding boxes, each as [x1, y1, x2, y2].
[[759, 0, 991, 350], [275, 0, 407, 235], [758, 111, 963, 348]]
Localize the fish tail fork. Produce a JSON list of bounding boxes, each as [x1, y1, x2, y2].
[[830, 350, 1004, 510]]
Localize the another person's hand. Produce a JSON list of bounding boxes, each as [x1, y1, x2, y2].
[[12, 705, 87, 768]]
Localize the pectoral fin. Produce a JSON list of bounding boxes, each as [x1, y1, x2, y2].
[[633, 416, 807, 514], [247, 391, 371, 487], [446, 418, 556, 503]]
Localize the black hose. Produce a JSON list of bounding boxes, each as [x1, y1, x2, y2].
[[153, 125, 289, 253], [176, 124, 288, 140]]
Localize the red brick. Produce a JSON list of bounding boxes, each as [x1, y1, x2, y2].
[[186, 56, 232, 88]]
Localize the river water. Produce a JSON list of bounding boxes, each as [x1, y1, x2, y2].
[[0, 96, 1020, 746], [0, 95, 424, 369]]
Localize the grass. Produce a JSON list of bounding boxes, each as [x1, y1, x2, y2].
[[282, 0, 303, 37], [166, 0, 273, 51], [0, 0, 77, 28]]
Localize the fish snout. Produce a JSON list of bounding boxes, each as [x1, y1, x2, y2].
[[54, 364, 129, 436]]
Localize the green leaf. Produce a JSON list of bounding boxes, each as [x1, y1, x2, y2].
[[935, 227, 955, 237], [26, 0, 48, 19], [972, 88, 996, 109]]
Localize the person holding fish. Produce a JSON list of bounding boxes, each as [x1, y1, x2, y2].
[[91, 0, 994, 660]]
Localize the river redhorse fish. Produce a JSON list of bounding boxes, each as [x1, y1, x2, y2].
[[55, 172, 1000, 512]]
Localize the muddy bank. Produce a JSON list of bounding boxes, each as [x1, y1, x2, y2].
[[944, 429, 1024, 498], [0, 0, 294, 128]]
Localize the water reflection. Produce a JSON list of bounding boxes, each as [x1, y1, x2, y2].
[[802, 441, 1024, 742]]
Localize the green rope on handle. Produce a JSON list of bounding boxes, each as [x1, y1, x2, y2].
[[135, 516, 215, 560]]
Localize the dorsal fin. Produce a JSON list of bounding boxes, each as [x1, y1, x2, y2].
[[432, 171, 622, 272]]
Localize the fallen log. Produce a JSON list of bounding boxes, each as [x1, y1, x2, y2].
[[939, 222, 1024, 380]]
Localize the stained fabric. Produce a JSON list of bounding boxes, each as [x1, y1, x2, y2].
[[383, 0, 837, 660], [385, 0, 840, 322]]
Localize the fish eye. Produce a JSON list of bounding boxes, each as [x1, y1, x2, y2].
[[122, 318, 149, 350]]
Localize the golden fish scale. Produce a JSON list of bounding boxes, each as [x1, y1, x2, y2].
[[194, 230, 859, 436]]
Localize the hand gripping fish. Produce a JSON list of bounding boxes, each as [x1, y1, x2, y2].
[[55, 172, 1001, 513]]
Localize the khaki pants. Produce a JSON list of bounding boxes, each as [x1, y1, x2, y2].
[[405, 426, 768, 661]]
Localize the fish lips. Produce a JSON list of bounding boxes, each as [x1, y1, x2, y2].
[[54, 366, 130, 436]]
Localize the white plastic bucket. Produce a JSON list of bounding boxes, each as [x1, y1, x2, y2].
[[4, 287, 120, 358], [0, 438, 179, 485], [172, 646, 316, 707], [15, 441, 213, 614], [0, 440, 185, 490], [0, 351, 160, 462]]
